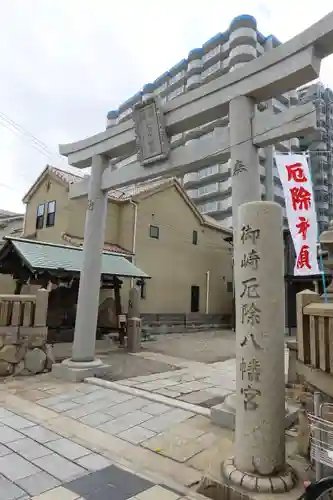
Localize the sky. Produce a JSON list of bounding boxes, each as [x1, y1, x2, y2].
[[1, 0, 333, 213]]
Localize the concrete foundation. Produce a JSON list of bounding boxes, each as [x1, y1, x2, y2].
[[211, 393, 299, 430], [51, 358, 112, 382]]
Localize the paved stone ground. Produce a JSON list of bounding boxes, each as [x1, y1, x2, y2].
[[0, 343, 305, 500], [0, 385, 200, 499], [0, 370, 308, 497], [53, 341, 180, 381], [141, 330, 236, 364], [112, 349, 289, 408], [53, 330, 236, 382], [117, 355, 236, 408]]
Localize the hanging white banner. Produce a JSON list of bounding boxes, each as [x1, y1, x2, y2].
[[275, 153, 320, 276]]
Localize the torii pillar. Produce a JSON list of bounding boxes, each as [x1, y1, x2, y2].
[[55, 9, 333, 489], [51, 155, 112, 381]]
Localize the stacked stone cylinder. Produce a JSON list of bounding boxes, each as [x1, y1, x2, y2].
[[234, 201, 286, 475]]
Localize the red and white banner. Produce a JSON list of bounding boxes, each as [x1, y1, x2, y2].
[[275, 153, 320, 276]]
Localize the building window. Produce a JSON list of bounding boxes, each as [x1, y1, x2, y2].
[[201, 201, 219, 214], [197, 183, 218, 196], [190, 285, 200, 313], [167, 85, 184, 101], [136, 279, 146, 299], [186, 189, 197, 198], [46, 200, 56, 227], [202, 61, 221, 79], [198, 164, 219, 179], [149, 225, 159, 239], [202, 45, 221, 63], [169, 71, 185, 85], [192, 230, 198, 245], [36, 203, 45, 229]]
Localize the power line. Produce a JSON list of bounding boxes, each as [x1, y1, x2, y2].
[[0, 110, 65, 162], [0, 112, 69, 192], [0, 105, 332, 231], [0, 182, 18, 192], [0, 113, 52, 156]]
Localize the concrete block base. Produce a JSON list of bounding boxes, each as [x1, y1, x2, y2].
[[51, 358, 111, 382], [211, 393, 299, 430], [222, 457, 296, 492]]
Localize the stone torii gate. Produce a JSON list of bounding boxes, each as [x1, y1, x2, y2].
[[53, 11, 333, 493]]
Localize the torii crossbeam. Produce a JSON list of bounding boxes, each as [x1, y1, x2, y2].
[[68, 101, 316, 197]]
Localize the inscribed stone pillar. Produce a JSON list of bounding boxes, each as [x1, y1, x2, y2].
[[230, 96, 261, 231], [223, 201, 295, 492], [127, 287, 141, 353], [234, 201, 285, 475]]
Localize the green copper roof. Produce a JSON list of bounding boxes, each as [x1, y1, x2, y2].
[[5, 237, 149, 279]]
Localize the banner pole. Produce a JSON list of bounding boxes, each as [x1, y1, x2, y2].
[[305, 152, 328, 303]]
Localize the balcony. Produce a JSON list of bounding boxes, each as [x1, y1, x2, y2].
[[272, 98, 287, 114], [314, 182, 329, 192], [318, 212, 329, 223], [317, 118, 327, 131], [275, 140, 291, 153], [289, 90, 298, 106], [278, 93, 290, 107], [183, 164, 222, 186], [199, 198, 232, 215], [196, 180, 230, 200], [183, 172, 197, 185], [273, 184, 284, 199], [317, 201, 329, 212], [290, 137, 300, 149]]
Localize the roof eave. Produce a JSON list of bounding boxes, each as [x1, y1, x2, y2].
[[3, 236, 150, 279]]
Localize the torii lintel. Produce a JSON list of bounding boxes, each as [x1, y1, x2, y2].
[[68, 101, 316, 198]]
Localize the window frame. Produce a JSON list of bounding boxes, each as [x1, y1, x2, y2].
[[149, 225, 160, 239], [140, 281, 146, 299], [36, 203, 45, 230], [192, 230, 198, 245], [46, 200, 56, 227]]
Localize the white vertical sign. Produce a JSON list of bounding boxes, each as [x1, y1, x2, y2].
[[275, 153, 320, 276]]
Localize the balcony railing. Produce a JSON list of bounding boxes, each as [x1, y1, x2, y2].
[[297, 291, 333, 376]]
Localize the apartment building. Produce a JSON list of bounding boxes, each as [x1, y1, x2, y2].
[[0, 209, 24, 245], [298, 82, 333, 234], [105, 14, 299, 229], [0, 209, 24, 293]]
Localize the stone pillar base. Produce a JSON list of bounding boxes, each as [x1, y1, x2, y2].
[[51, 358, 111, 382], [211, 393, 299, 430], [222, 457, 296, 493]]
